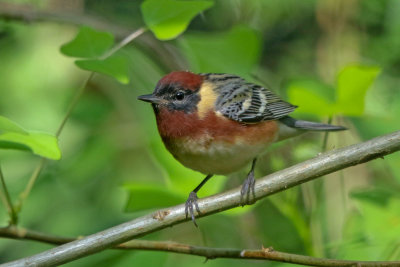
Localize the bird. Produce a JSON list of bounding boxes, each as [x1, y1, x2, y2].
[[138, 71, 346, 226]]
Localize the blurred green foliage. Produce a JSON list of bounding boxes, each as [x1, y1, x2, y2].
[[180, 25, 261, 76], [0, 0, 400, 266]]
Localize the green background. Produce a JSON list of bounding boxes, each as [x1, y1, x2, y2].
[[0, 0, 400, 266]]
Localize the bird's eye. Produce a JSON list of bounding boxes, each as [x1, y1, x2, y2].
[[175, 91, 185, 101]]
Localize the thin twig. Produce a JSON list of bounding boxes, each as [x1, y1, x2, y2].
[[3, 130, 400, 267], [13, 73, 94, 216], [0, 226, 398, 267], [0, 165, 17, 225], [13, 158, 45, 215], [100, 27, 147, 59], [322, 117, 333, 151], [55, 73, 95, 137], [0, 190, 9, 215], [0, 226, 73, 245]]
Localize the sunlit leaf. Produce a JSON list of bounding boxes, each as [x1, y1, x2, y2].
[[287, 65, 380, 117], [287, 80, 336, 116], [124, 184, 185, 212], [0, 115, 28, 135], [141, 0, 214, 40], [60, 26, 114, 58], [75, 53, 130, 84], [0, 116, 61, 160], [180, 26, 260, 76], [337, 65, 380, 116]]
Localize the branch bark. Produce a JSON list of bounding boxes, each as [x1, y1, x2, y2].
[[0, 2, 131, 37], [2, 130, 400, 266], [1, 226, 399, 267]]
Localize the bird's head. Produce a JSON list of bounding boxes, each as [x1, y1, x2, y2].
[[138, 71, 204, 114]]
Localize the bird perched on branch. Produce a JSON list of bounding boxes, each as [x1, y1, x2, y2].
[[138, 71, 346, 226]]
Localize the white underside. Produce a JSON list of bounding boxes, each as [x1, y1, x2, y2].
[[167, 122, 302, 175], [171, 138, 269, 175]]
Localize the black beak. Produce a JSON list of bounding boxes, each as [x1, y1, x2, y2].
[[137, 94, 161, 104]]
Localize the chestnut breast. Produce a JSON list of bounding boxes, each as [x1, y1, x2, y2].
[[155, 109, 279, 174]]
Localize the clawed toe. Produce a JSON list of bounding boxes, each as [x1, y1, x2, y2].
[[240, 172, 256, 206], [185, 191, 201, 227]]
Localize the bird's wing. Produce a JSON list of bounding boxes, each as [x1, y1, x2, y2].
[[205, 74, 297, 123]]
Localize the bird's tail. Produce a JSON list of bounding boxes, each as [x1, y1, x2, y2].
[[277, 116, 346, 141], [279, 116, 347, 131]]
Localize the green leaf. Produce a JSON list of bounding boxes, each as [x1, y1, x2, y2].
[[287, 65, 380, 117], [60, 26, 114, 58], [75, 53, 130, 84], [124, 184, 185, 212], [0, 132, 60, 160], [0, 116, 28, 135], [287, 80, 336, 116], [337, 65, 380, 116], [180, 26, 261, 76], [141, 0, 214, 40], [0, 115, 61, 160]]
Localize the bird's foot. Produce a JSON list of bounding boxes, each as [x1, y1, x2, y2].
[[185, 191, 201, 227], [240, 171, 256, 206]]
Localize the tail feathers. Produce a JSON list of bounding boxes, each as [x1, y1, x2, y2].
[[279, 116, 347, 131]]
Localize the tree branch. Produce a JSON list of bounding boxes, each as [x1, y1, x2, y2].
[[1, 226, 399, 267], [0, 226, 73, 245], [2, 130, 400, 266], [0, 3, 131, 37]]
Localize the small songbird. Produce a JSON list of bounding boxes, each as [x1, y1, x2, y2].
[[138, 71, 346, 226]]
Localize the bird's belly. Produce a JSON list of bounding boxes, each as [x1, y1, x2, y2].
[[165, 135, 273, 175], [157, 110, 279, 175]]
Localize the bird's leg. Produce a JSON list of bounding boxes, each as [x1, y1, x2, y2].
[[185, 174, 213, 227], [240, 158, 257, 206]]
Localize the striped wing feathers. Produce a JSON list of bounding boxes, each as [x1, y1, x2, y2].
[[202, 73, 297, 123]]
